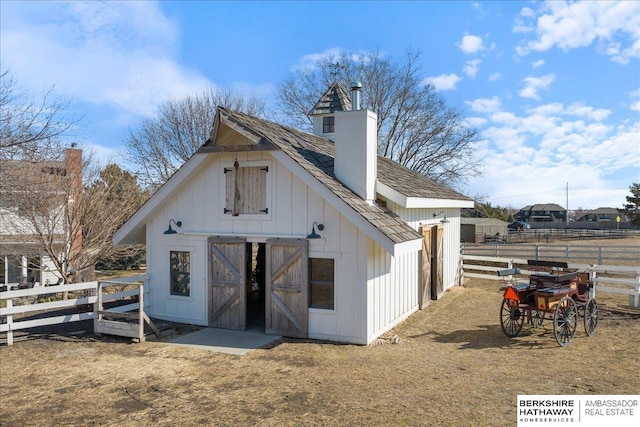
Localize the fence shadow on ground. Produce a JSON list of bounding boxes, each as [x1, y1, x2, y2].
[[408, 324, 561, 350]]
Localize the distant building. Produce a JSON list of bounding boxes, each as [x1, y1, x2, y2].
[[461, 218, 508, 243], [0, 148, 83, 289], [576, 207, 626, 223], [514, 204, 567, 223]]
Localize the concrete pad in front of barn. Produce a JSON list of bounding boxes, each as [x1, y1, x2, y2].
[[168, 327, 281, 356]]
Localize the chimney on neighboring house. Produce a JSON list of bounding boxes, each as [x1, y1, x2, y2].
[[65, 147, 83, 270], [309, 82, 378, 203]]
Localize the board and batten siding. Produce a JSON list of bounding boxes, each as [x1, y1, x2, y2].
[[366, 235, 420, 343], [143, 150, 371, 343], [386, 201, 463, 291]]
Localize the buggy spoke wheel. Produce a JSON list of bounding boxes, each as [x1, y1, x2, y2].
[[553, 297, 577, 347], [500, 298, 524, 338], [584, 298, 599, 336], [531, 310, 544, 328]]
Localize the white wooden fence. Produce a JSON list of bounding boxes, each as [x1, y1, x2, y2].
[[461, 254, 640, 308], [0, 278, 155, 346]]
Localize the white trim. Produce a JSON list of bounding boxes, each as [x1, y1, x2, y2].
[[376, 181, 475, 209], [113, 153, 212, 246]]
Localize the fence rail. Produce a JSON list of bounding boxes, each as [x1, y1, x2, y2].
[[462, 243, 640, 265], [461, 254, 640, 307], [1, 277, 154, 346]]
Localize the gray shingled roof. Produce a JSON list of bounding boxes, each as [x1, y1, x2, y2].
[[308, 81, 352, 115], [207, 107, 471, 244]]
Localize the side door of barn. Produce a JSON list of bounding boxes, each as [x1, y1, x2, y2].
[[265, 238, 308, 338], [420, 226, 432, 309], [208, 236, 246, 330]]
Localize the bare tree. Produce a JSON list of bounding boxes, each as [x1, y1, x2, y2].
[[0, 70, 79, 161], [0, 150, 148, 284], [126, 88, 267, 188], [276, 50, 482, 188]]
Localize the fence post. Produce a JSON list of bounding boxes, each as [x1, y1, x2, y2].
[[94, 282, 103, 336], [598, 247, 603, 265], [138, 283, 145, 342], [589, 266, 597, 299], [632, 272, 640, 308], [535, 245, 540, 261], [6, 297, 13, 346]]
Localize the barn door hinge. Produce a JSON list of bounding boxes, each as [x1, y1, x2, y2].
[[223, 168, 232, 173], [260, 166, 269, 172], [224, 208, 232, 214], [260, 208, 269, 214]]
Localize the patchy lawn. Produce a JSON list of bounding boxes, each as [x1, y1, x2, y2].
[[1, 272, 638, 426]]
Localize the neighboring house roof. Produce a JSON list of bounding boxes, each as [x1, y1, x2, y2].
[[308, 81, 352, 115], [461, 218, 508, 226], [115, 107, 473, 254], [529, 203, 566, 211], [584, 207, 621, 215]]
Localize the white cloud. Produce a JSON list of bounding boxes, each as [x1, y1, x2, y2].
[[457, 34, 484, 54], [519, 74, 556, 100], [515, 1, 640, 64], [464, 96, 639, 209], [0, 1, 212, 117], [423, 73, 461, 91], [531, 59, 545, 68], [488, 72, 501, 81], [463, 59, 481, 78], [466, 97, 501, 114]]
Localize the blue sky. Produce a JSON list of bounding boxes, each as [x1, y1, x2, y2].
[[1, 1, 638, 210]]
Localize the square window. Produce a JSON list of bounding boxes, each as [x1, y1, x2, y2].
[[323, 116, 335, 133], [309, 258, 334, 310], [170, 251, 190, 296]]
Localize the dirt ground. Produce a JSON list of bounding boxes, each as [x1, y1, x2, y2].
[[1, 239, 639, 426]]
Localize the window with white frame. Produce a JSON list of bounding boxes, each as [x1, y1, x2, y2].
[[308, 258, 335, 310], [170, 251, 191, 296]]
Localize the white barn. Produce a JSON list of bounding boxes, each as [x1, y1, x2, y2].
[[114, 84, 474, 344]]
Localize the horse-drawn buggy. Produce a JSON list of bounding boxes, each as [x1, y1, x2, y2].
[[499, 261, 599, 346]]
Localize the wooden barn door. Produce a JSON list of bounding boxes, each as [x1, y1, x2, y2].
[[265, 238, 308, 338], [433, 225, 445, 300], [208, 237, 246, 330], [420, 226, 432, 309]]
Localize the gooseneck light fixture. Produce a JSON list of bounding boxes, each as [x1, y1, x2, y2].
[[433, 211, 449, 224], [306, 221, 325, 239], [164, 219, 182, 235]]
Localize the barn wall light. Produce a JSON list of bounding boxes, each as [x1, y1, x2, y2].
[[433, 211, 449, 224], [164, 219, 182, 235], [307, 221, 325, 239]]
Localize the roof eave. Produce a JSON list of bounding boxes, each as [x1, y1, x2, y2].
[[377, 181, 474, 209]]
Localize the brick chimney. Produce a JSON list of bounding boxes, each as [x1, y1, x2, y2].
[[65, 147, 83, 266]]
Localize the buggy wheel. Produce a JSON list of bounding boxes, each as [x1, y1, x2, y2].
[[584, 298, 599, 336], [500, 298, 524, 338], [553, 297, 578, 347], [531, 310, 544, 328]]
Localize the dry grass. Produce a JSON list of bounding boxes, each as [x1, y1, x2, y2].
[[1, 239, 639, 426]]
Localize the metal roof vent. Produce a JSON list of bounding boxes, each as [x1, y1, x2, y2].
[[350, 81, 362, 111]]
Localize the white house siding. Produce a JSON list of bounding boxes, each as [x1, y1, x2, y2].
[[366, 236, 420, 343], [143, 150, 372, 343], [386, 202, 463, 291]]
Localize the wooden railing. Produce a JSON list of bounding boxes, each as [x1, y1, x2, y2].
[[0, 281, 98, 345], [461, 254, 640, 307], [461, 243, 640, 265], [1, 277, 157, 346]]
